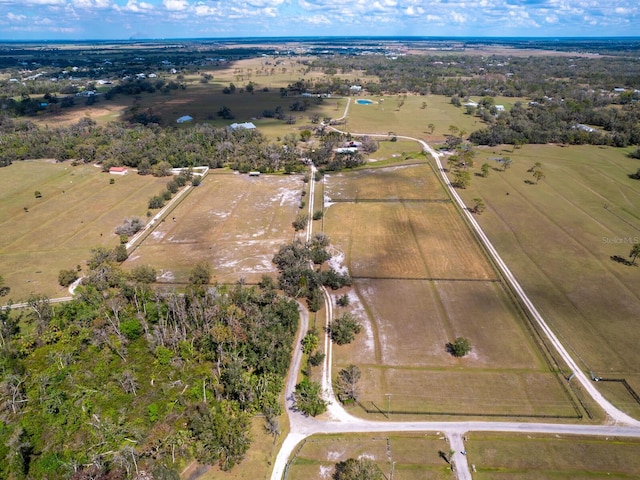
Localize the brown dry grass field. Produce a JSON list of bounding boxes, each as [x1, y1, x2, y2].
[[286, 431, 640, 480], [0, 160, 166, 301], [448, 144, 640, 418], [286, 433, 453, 480], [467, 432, 640, 479], [125, 170, 303, 285], [322, 162, 581, 418]]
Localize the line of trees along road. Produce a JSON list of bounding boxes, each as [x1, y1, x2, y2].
[[0, 250, 299, 479], [0, 116, 304, 174]]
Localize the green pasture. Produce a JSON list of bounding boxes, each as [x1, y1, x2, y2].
[[0, 161, 165, 301], [344, 94, 490, 140], [286, 433, 453, 480], [321, 163, 583, 419], [448, 144, 640, 418], [467, 433, 640, 479]]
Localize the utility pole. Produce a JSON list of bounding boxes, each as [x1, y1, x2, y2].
[[385, 393, 392, 418]]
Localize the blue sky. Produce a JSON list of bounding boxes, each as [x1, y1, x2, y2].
[[0, 0, 638, 40]]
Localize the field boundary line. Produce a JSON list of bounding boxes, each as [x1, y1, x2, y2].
[[424, 156, 588, 420], [125, 167, 209, 254], [350, 276, 500, 282], [423, 140, 640, 425], [356, 400, 582, 420], [328, 198, 451, 203]]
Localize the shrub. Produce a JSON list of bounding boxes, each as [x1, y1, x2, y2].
[[308, 351, 325, 367], [148, 195, 165, 209], [115, 217, 145, 236], [130, 264, 157, 283], [292, 213, 308, 231], [120, 318, 142, 340], [336, 294, 350, 307], [446, 336, 472, 357], [114, 244, 128, 262], [330, 313, 362, 345], [58, 269, 79, 287]]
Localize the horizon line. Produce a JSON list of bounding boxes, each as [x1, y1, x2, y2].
[[1, 35, 640, 44]]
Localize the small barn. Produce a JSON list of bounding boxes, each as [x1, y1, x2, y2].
[[109, 167, 129, 175]]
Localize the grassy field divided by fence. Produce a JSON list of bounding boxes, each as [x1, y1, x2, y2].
[[285, 432, 640, 480], [446, 144, 640, 419], [322, 162, 583, 419]]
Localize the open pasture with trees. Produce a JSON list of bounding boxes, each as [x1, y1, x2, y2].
[[126, 170, 303, 285], [285, 433, 453, 480], [345, 93, 484, 141], [466, 433, 640, 479], [0, 160, 165, 301], [450, 144, 640, 418], [322, 163, 582, 418]]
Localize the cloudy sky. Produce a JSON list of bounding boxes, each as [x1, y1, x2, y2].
[[0, 0, 638, 40]]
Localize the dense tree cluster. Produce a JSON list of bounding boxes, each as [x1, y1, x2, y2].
[[0, 116, 303, 174], [272, 236, 352, 312], [0, 253, 298, 478], [468, 100, 640, 147], [306, 53, 640, 148]]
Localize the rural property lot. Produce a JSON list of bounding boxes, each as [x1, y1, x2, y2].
[[322, 163, 580, 418], [286, 433, 453, 480], [0, 161, 164, 301], [452, 145, 640, 418], [286, 431, 640, 480], [126, 170, 303, 285]]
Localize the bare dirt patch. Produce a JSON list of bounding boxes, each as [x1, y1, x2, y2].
[[126, 171, 302, 284]]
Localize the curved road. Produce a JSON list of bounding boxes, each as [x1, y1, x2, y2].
[[271, 103, 640, 480]]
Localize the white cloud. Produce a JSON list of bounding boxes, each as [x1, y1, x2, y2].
[[72, 0, 112, 7], [119, 0, 154, 12], [194, 4, 221, 16], [450, 11, 467, 23], [244, 0, 286, 7], [21, 0, 66, 4], [7, 12, 27, 21], [302, 14, 331, 24], [164, 0, 189, 11]]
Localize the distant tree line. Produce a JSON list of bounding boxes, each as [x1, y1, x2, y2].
[[468, 99, 640, 147], [0, 116, 304, 174]]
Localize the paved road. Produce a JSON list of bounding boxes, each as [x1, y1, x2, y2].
[[270, 121, 640, 480]]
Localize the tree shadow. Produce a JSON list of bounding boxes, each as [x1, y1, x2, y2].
[[438, 450, 451, 465], [611, 255, 635, 266], [524, 179, 536, 185]]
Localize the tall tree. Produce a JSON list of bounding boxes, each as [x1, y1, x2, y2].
[[630, 243, 640, 265], [336, 365, 361, 401]]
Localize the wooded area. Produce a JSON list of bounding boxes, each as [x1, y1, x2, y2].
[[0, 250, 299, 479]]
